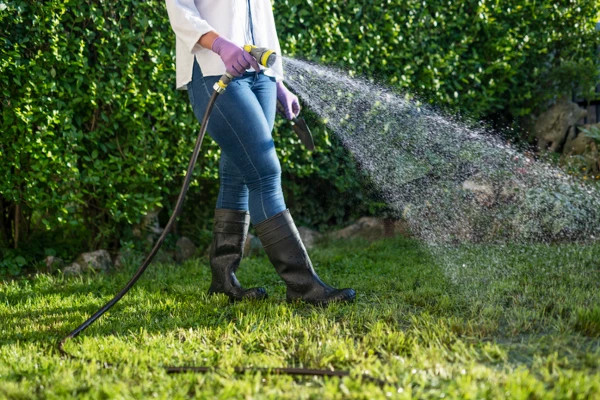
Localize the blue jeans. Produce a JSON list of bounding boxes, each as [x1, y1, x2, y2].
[[187, 60, 286, 224]]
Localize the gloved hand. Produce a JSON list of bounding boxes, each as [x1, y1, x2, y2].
[[211, 36, 260, 77], [276, 81, 301, 120]]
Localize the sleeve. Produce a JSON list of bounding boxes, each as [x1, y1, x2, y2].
[[262, 2, 284, 81], [165, 0, 215, 54]]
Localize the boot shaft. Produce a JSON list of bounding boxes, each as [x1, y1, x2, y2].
[[211, 209, 250, 257], [209, 209, 267, 300], [210, 209, 250, 274], [255, 209, 324, 297]]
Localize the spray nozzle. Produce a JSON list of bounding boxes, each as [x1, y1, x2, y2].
[[214, 45, 278, 93], [243, 45, 277, 68]]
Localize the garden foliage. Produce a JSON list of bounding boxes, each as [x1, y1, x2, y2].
[[276, 0, 600, 118], [1, 0, 598, 273]]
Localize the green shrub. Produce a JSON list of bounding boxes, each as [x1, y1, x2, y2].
[[0, 0, 367, 273], [0, 0, 214, 269]]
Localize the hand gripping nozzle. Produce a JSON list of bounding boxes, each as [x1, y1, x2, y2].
[[213, 45, 277, 93]]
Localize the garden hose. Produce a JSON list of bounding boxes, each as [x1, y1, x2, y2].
[[58, 86, 219, 360], [57, 48, 388, 387]]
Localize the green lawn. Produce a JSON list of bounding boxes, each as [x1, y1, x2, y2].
[[1, 237, 599, 399]]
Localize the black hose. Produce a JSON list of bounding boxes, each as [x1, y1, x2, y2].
[[59, 89, 219, 348], [57, 89, 388, 387]]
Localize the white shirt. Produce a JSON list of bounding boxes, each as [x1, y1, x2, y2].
[[165, 0, 284, 90]]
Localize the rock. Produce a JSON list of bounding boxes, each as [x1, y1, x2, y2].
[[564, 124, 598, 154], [330, 217, 409, 241], [75, 250, 113, 272], [563, 123, 600, 173], [62, 262, 82, 276], [297, 227, 323, 249], [330, 217, 379, 240], [462, 178, 495, 206], [462, 172, 527, 206], [175, 236, 198, 263], [534, 97, 587, 152], [45, 256, 64, 272], [60, 250, 114, 276]]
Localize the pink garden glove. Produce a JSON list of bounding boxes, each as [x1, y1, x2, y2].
[[211, 36, 260, 77], [276, 81, 301, 120]]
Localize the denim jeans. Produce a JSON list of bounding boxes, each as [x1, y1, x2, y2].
[[187, 59, 286, 224]]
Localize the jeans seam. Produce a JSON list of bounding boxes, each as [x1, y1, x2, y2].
[[200, 79, 268, 221]]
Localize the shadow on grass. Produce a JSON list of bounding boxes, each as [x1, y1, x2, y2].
[[0, 237, 468, 350], [4, 236, 599, 374]]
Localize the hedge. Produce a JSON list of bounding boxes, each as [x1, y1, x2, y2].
[[276, 0, 600, 118], [1, 0, 598, 273]]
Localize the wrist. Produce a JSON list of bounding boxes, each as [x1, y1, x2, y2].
[[276, 81, 286, 94], [199, 31, 220, 51]]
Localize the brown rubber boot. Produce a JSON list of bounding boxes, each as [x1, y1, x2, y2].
[[255, 209, 355, 305], [208, 209, 267, 301]]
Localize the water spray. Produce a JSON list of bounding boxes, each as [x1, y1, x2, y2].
[[281, 57, 600, 298]]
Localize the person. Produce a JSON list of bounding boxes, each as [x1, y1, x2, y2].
[[165, 0, 355, 305]]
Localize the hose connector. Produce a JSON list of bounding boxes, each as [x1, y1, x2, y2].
[[213, 72, 234, 94]]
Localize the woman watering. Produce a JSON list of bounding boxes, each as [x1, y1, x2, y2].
[[165, 0, 355, 305]]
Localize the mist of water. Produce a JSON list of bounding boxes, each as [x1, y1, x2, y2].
[[282, 57, 600, 289]]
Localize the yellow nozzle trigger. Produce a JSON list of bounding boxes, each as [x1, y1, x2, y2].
[[243, 44, 256, 53]]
